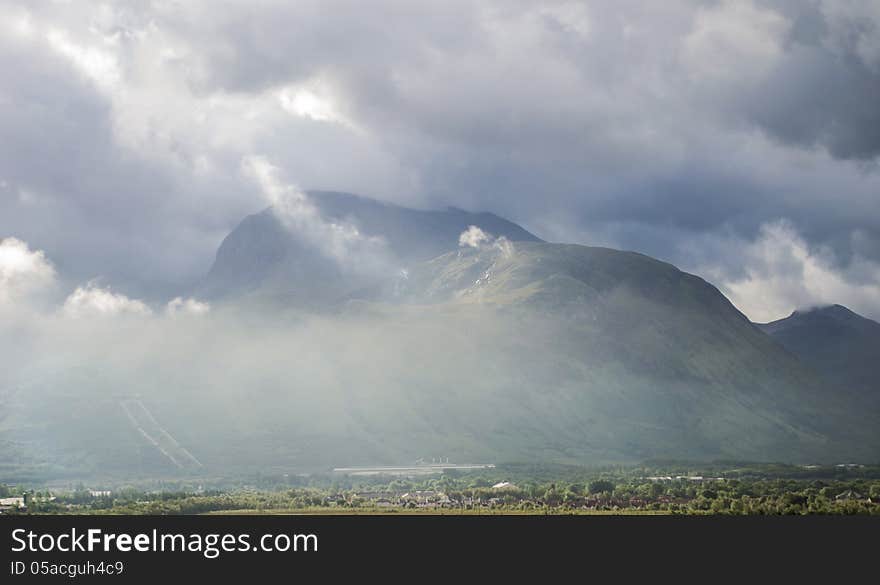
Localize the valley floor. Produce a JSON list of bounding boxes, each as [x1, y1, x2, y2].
[[4, 462, 880, 516], [203, 508, 671, 515]]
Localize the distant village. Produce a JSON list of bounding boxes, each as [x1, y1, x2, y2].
[[333, 481, 522, 510], [320, 479, 878, 512], [2, 461, 879, 515]]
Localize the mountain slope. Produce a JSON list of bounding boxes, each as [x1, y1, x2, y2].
[[390, 242, 879, 461], [5, 208, 880, 480], [758, 305, 880, 408]]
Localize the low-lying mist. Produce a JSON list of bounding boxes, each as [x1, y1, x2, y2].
[[3, 234, 878, 484], [1, 272, 583, 478]]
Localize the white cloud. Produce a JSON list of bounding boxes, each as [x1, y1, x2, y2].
[[46, 28, 121, 92], [1, 5, 34, 38], [242, 155, 394, 276], [62, 283, 152, 318], [0, 239, 213, 322], [0, 237, 56, 305], [277, 82, 353, 128], [458, 225, 514, 257], [280, 88, 336, 121], [459, 225, 491, 248], [711, 221, 880, 322], [166, 296, 210, 316], [683, 0, 788, 85], [1, 0, 879, 303]]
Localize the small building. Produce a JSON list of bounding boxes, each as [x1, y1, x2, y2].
[[0, 497, 26, 514], [400, 490, 449, 506], [492, 481, 517, 490], [835, 490, 863, 501]]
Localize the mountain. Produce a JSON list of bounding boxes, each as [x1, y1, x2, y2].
[[389, 242, 879, 461], [199, 191, 541, 302], [4, 197, 879, 481], [758, 305, 880, 409]]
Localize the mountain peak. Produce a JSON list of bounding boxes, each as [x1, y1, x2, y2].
[[758, 304, 873, 333], [200, 191, 542, 300], [775, 304, 879, 333], [791, 304, 857, 319], [758, 303, 880, 408]]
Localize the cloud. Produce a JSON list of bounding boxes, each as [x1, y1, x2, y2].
[[242, 155, 395, 276], [61, 287, 212, 319], [0, 238, 212, 321], [731, 0, 880, 161], [166, 297, 211, 316], [683, 0, 789, 86], [0, 0, 877, 312], [62, 284, 152, 318], [0, 237, 56, 305], [0, 4, 405, 297], [277, 83, 355, 128], [45, 28, 121, 92], [706, 221, 880, 322], [459, 225, 491, 248], [458, 226, 514, 258]]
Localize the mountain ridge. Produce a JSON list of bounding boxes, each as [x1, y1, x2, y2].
[[178, 197, 880, 467], [200, 190, 542, 301], [758, 304, 880, 410]]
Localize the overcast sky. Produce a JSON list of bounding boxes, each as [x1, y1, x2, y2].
[[1, 0, 879, 321]]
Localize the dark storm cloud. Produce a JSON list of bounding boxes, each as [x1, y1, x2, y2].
[[749, 0, 880, 160], [0, 56, 237, 299], [0, 1, 878, 318]]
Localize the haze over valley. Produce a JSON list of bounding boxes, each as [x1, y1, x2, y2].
[[2, 193, 879, 482]]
